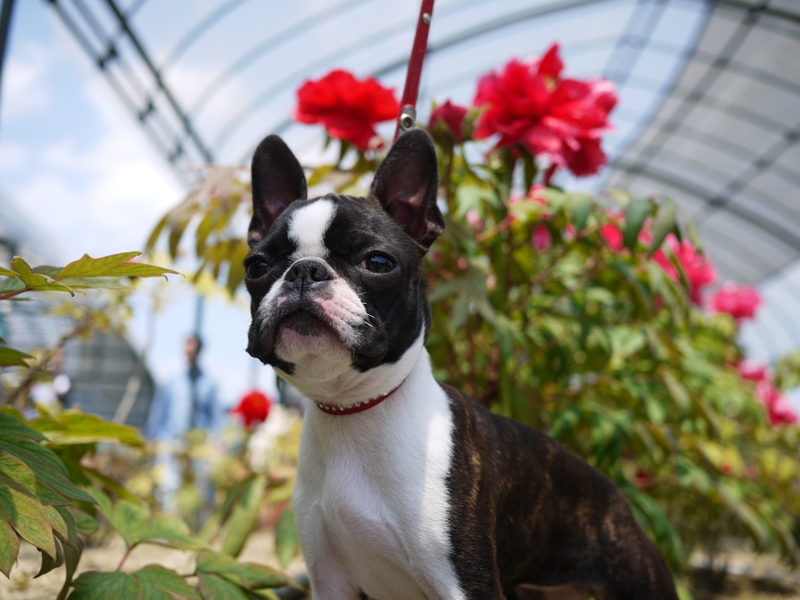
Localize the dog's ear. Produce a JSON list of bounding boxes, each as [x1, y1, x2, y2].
[[249, 135, 308, 246], [368, 129, 444, 251]]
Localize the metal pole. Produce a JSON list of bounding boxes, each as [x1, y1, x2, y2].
[[0, 0, 17, 138]]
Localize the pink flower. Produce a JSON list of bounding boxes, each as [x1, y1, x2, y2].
[[294, 69, 399, 150], [709, 283, 762, 321], [428, 100, 469, 142], [473, 44, 617, 178], [600, 222, 623, 251], [532, 224, 552, 251], [653, 235, 716, 305], [755, 380, 798, 426], [465, 209, 483, 229], [738, 360, 769, 383]]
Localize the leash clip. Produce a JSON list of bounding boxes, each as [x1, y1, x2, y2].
[[399, 105, 417, 132]]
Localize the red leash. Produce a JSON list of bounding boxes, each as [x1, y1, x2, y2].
[[394, 0, 435, 142]]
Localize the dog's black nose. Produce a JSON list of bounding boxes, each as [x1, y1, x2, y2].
[[284, 259, 332, 284]]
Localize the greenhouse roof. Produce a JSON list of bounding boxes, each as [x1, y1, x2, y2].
[[46, 0, 800, 363]]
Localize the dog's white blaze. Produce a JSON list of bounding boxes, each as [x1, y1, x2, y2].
[[293, 343, 466, 600], [288, 198, 335, 259]]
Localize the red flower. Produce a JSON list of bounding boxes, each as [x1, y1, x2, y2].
[[532, 224, 552, 251], [652, 235, 716, 305], [755, 380, 798, 426], [738, 360, 769, 383], [709, 283, 762, 321], [231, 390, 272, 427], [429, 100, 469, 142], [473, 44, 617, 178], [295, 69, 399, 150]]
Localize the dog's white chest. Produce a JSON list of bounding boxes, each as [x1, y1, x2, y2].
[[293, 352, 466, 600]]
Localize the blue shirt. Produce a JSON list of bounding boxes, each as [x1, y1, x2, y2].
[[146, 369, 223, 441]]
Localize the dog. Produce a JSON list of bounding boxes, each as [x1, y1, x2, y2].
[[244, 129, 678, 600]]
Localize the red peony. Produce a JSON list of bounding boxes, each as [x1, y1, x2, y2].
[[231, 390, 272, 427], [709, 283, 762, 321], [532, 224, 552, 251], [429, 100, 469, 142], [294, 69, 399, 150], [473, 44, 617, 178]]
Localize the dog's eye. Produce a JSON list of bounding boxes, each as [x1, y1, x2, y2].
[[245, 259, 271, 280], [359, 254, 396, 274]]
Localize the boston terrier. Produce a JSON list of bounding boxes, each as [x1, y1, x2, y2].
[[244, 129, 678, 600]]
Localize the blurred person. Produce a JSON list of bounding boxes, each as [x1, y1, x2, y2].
[[146, 335, 223, 512]]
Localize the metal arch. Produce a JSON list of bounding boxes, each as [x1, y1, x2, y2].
[[161, 0, 254, 70], [184, 0, 372, 118], [612, 160, 800, 252], [602, 0, 669, 88], [714, 0, 800, 27], [233, 0, 624, 162]]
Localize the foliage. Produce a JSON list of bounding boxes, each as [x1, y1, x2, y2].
[[145, 50, 800, 581], [0, 254, 305, 599]]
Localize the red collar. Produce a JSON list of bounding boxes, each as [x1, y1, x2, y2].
[[314, 382, 404, 416]]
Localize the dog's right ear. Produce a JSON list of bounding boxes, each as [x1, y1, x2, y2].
[[249, 135, 307, 246]]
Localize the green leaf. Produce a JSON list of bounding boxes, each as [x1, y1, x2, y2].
[[0, 266, 17, 277], [37, 538, 65, 577], [72, 508, 99, 535], [660, 369, 690, 414], [10, 256, 74, 295], [570, 195, 592, 232], [0, 474, 56, 557], [30, 412, 144, 447], [58, 537, 84, 600], [647, 198, 676, 258], [198, 573, 250, 600], [0, 347, 33, 367], [622, 198, 652, 251], [222, 474, 266, 557], [683, 213, 703, 253], [275, 508, 298, 569], [135, 565, 202, 599], [196, 553, 289, 590], [0, 439, 96, 504], [0, 412, 47, 442], [55, 252, 178, 280], [0, 518, 20, 577], [70, 571, 141, 600]]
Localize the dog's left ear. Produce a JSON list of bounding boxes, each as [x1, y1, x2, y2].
[[368, 129, 444, 251], [249, 135, 308, 246]]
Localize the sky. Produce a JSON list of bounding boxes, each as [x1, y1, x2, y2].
[[0, 1, 279, 407]]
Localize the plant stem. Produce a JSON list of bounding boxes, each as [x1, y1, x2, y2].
[[0, 287, 30, 301], [116, 545, 133, 571]]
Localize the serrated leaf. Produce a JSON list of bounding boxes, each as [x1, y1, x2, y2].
[[57, 278, 129, 290], [55, 252, 178, 280], [10, 257, 74, 294], [135, 565, 202, 599], [275, 508, 298, 569], [0, 474, 56, 557], [198, 572, 250, 600], [197, 551, 289, 589], [70, 571, 141, 600], [648, 199, 676, 258], [0, 518, 19, 577], [0, 347, 33, 367], [110, 500, 149, 546], [222, 474, 266, 557], [622, 198, 652, 251]]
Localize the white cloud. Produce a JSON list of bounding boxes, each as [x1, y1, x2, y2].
[[3, 41, 51, 119], [0, 142, 30, 171]]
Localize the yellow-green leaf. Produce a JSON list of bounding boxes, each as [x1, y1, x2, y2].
[[56, 252, 178, 280], [0, 474, 56, 557], [0, 347, 32, 367], [0, 518, 19, 577], [10, 257, 74, 295]]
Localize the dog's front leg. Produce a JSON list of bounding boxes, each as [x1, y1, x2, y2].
[[298, 506, 361, 600]]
